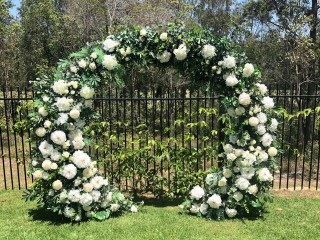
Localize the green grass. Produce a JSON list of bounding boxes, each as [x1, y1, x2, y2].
[[0, 191, 319, 240]]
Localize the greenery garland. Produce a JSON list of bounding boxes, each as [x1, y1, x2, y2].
[[26, 23, 278, 221]]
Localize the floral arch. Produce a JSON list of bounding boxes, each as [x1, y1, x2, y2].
[[27, 23, 278, 221]]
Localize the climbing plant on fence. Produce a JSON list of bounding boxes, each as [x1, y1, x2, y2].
[[20, 23, 278, 221]]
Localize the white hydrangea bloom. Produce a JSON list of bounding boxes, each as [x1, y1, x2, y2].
[[261, 133, 273, 147], [201, 44, 216, 59], [261, 96, 274, 109], [103, 38, 120, 52], [190, 185, 205, 200], [238, 93, 251, 106], [80, 86, 95, 99], [257, 168, 273, 181], [235, 177, 250, 190], [71, 150, 91, 169], [257, 112, 267, 124], [240, 167, 255, 179], [242, 63, 254, 77], [223, 56, 236, 68], [225, 74, 238, 87], [52, 80, 68, 95], [55, 97, 74, 112], [102, 55, 118, 70], [39, 140, 53, 156], [173, 44, 188, 61], [90, 176, 105, 190]]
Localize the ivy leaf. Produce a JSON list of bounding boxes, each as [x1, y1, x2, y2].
[[93, 210, 110, 221]]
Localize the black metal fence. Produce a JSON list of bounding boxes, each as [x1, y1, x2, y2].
[[1, 83, 320, 191]]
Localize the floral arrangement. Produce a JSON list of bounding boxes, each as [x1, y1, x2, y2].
[[26, 23, 277, 221]]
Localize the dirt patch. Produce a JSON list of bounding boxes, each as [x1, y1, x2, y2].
[[271, 189, 320, 199]]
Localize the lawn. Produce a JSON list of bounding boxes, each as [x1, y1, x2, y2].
[[0, 190, 319, 240]]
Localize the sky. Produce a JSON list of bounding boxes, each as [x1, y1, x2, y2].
[[9, 0, 21, 18]]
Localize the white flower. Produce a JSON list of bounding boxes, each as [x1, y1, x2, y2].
[[233, 191, 243, 201], [238, 93, 251, 106], [42, 159, 52, 171], [160, 32, 168, 41], [256, 83, 268, 95], [158, 51, 172, 63], [90, 176, 104, 190], [258, 168, 273, 181], [78, 59, 87, 68], [38, 107, 48, 117], [39, 140, 53, 156], [62, 151, 70, 158], [223, 144, 233, 153], [52, 80, 68, 95], [248, 184, 258, 195], [61, 164, 77, 179], [218, 177, 227, 187], [50, 148, 61, 161], [248, 117, 259, 127], [242, 63, 254, 77], [33, 170, 43, 179], [80, 193, 93, 206], [89, 62, 96, 70], [253, 105, 262, 113], [223, 56, 236, 68], [269, 118, 278, 132], [71, 150, 91, 169], [68, 129, 83, 141], [68, 81, 78, 89], [32, 160, 38, 167], [256, 124, 266, 135], [226, 208, 237, 218], [225, 75, 238, 87], [190, 185, 205, 200], [131, 205, 138, 213], [110, 203, 120, 212], [258, 150, 268, 162], [103, 38, 120, 52], [268, 147, 278, 157], [261, 133, 273, 147], [257, 112, 267, 124], [83, 168, 94, 178], [102, 55, 118, 70], [44, 120, 51, 128], [227, 107, 235, 117], [84, 100, 93, 108], [207, 194, 222, 209], [90, 52, 97, 59], [235, 107, 245, 115], [240, 167, 255, 179], [201, 44, 216, 59], [56, 113, 69, 125], [80, 86, 95, 99], [83, 183, 93, 193], [205, 173, 217, 186], [50, 130, 67, 145], [261, 96, 274, 109], [223, 168, 232, 178], [52, 180, 63, 190], [69, 109, 80, 119], [64, 207, 76, 218], [190, 204, 200, 214], [35, 127, 46, 137], [234, 149, 243, 157], [140, 29, 147, 36], [68, 189, 81, 202], [199, 203, 208, 215], [72, 136, 85, 150], [91, 190, 101, 202], [51, 162, 58, 170], [42, 95, 50, 102], [227, 153, 237, 161], [55, 97, 74, 112], [235, 177, 250, 190], [173, 44, 188, 61], [70, 66, 78, 73]]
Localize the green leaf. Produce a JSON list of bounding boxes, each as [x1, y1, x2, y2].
[[93, 210, 110, 221]]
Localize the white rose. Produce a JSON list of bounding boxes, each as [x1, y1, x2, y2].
[[225, 75, 238, 87], [268, 147, 278, 157], [257, 112, 267, 124], [190, 185, 205, 200], [39, 140, 53, 156], [158, 50, 172, 63], [248, 184, 258, 195], [80, 86, 95, 99], [160, 32, 168, 41], [103, 38, 120, 52], [207, 194, 222, 209], [51, 162, 58, 170], [71, 150, 91, 169], [261, 96, 274, 109], [43, 120, 51, 128], [269, 118, 278, 132], [258, 168, 273, 181], [218, 177, 227, 187], [54, 97, 74, 112], [70, 66, 78, 73], [238, 93, 251, 106], [89, 62, 96, 70], [79, 193, 93, 206], [90, 52, 97, 59], [38, 107, 48, 117], [190, 204, 200, 214], [52, 180, 63, 190], [102, 55, 118, 70], [61, 164, 77, 180], [41, 159, 52, 171], [52, 80, 68, 95], [69, 109, 80, 119], [42, 95, 50, 102], [258, 150, 269, 162], [240, 167, 255, 179], [33, 170, 43, 179], [173, 44, 188, 61], [35, 127, 46, 137], [201, 44, 216, 59], [256, 83, 268, 95], [248, 117, 259, 127], [131, 205, 138, 213], [233, 191, 243, 201], [261, 133, 273, 147], [235, 177, 250, 190], [62, 151, 70, 158], [223, 144, 233, 153], [90, 176, 105, 190], [242, 63, 254, 77], [223, 56, 236, 68], [223, 168, 232, 178], [226, 208, 237, 218], [78, 59, 87, 69], [50, 130, 67, 145], [227, 153, 237, 161], [256, 124, 266, 135], [199, 203, 208, 215], [140, 29, 147, 36]]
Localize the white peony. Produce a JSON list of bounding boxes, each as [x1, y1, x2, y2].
[[90, 52, 97, 59], [173, 44, 188, 61], [235, 106, 245, 116], [235, 177, 250, 190], [91, 190, 101, 202], [80, 86, 95, 99], [223, 144, 233, 153], [68, 189, 81, 202], [39, 140, 53, 156], [55, 97, 74, 112], [226, 208, 237, 218], [207, 194, 222, 209], [33, 170, 43, 179], [110, 203, 120, 212], [52, 80, 68, 95], [78, 59, 87, 69], [233, 191, 243, 201], [223, 168, 232, 178], [256, 124, 266, 135], [248, 117, 259, 127], [52, 180, 63, 190], [261, 96, 274, 109], [38, 107, 48, 117], [268, 147, 278, 157], [61, 164, 77, 179], [90, 176, 105, 190], [238, 93, 251, 106], [269, 118, 278, 132], [218, 177, 227, 187], [44, 120, 51, 128], [190, 185, 205, 200], [256, 83, 268, 95], [50, 148, 61, 161], [102, 55, 118, 70], [70, 66, 78, 73], [257, 112, 267, 124], [51, 162, 58, 170], [50, 130, 67, 145], [140, 29, 147, 36], [103, 38, 120, 52], [248, 184, 258, 195], [261, 133, 273, 147], [258, 150, 268, 162], [258, 168, 273, 181], [240, 167, 255, 179], [83, 183, 93, 193], [190, 204, 200, 214], [71, 150, 91, 169], [56, 113, 69, 125], [225, 75, 238, 87], [158, 51, 172, 63], [80, 193, 93, 206], [131, 205, 138, 213], [160, 32, 168, 41], [89, 62, 96, 70], [42, 159, 52, 171], [223, 56, 236, 68], [35, 127, 46, 137], [201, 44, 216, 59], [242, 63, 254, 77], [69, 109, 80, 119], [72, 136, 85, 150]]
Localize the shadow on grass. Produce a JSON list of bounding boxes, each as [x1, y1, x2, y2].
[[28, 208, 73, 225], [135, 196, 184, 208]]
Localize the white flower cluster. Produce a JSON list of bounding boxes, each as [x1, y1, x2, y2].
[[173, 44, 188, 61]]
